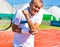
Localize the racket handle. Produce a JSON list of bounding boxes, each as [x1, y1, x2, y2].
[[20, 20, 27, 24]]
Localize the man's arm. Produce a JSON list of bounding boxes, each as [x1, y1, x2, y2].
[[12, 23, 21, 33], [22, 10, 40, 35]]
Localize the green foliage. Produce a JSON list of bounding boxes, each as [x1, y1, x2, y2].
[[39, 24, 60, 30]]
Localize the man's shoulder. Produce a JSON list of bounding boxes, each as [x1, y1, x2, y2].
[[35, 8, 51, 18], [39, 8, 50, 14], [17, 9, 22, 12], [17, 3, 30, 13], [17, 7, 29, 12], [21, 3, 29, 9]]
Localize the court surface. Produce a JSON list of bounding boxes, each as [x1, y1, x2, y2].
[[0, 29, 60, 47]]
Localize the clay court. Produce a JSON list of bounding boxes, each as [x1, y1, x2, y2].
[[0, 29, 60, 47]]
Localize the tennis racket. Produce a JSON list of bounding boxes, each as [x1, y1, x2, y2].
[[0, 16, 12, 31]]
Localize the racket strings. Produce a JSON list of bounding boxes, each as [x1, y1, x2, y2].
[[0, 17, 12, 31]]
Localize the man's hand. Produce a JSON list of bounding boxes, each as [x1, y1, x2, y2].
[[29, 29, 38, 35], [22, 10, 29, 16], [22, 10, 39, 35], [12, 23, 21, 33]]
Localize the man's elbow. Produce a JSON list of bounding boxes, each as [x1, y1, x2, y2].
[[11, 23, 21, 33]]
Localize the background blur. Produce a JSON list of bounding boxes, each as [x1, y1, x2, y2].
[[0, 0, 60, 30]]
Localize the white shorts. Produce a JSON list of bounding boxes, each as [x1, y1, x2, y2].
[[13, 32, 34, 47]]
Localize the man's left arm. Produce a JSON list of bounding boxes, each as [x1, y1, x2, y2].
[[22, 10, 40, 35]]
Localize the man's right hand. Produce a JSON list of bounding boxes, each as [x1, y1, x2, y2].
[[12, 23, 21, 33]]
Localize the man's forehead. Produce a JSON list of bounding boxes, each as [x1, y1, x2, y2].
[[33, 0, 42, 3], [30, 0, 43, 7], [33, 0, 42, 5]]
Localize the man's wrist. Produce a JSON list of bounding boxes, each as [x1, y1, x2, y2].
[[29, 30, 38, 35]]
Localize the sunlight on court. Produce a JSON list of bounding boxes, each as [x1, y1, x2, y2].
[[0, 29, 60, 47]]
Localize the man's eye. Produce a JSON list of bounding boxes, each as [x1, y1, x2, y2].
[[35, 6, 40, 9], [35, 6, 37, 8]]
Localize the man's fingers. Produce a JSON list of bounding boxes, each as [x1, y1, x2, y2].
[[22, 10, 28, 15], [22, 10, 25, 14]]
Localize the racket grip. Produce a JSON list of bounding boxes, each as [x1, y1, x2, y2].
[[20, 20, 28, 24]]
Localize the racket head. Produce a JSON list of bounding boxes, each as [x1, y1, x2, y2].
[[0, 16, 12, 31]]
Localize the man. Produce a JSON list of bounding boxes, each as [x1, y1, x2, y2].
[[12, 0, 43, 35], [12, 0, 43, 47]]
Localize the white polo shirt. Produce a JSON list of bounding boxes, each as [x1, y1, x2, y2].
[[12, 7, 43, 33], [12, 7, 49, 47]]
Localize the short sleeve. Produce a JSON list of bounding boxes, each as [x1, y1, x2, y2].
[[34, 8, 49, 24], [35, 15, 43, 24], [37, 15, 43, 24], [12, 10, 22, 25]]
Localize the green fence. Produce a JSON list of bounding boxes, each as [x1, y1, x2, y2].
[[43, 14, 59, 21], [43, 14, 52, 21], [0, 14, 15, 20], [0, 13, 60, 21]]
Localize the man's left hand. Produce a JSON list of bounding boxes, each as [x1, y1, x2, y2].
[[22, 10, 29, 16]]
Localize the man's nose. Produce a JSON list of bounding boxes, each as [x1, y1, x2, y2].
[[35, 8, 39, 11]]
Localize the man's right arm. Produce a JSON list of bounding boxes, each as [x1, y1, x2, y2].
[[12, 23, 21, 33]]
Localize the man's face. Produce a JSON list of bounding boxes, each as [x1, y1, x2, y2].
[[29, 1, 42, 16]]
